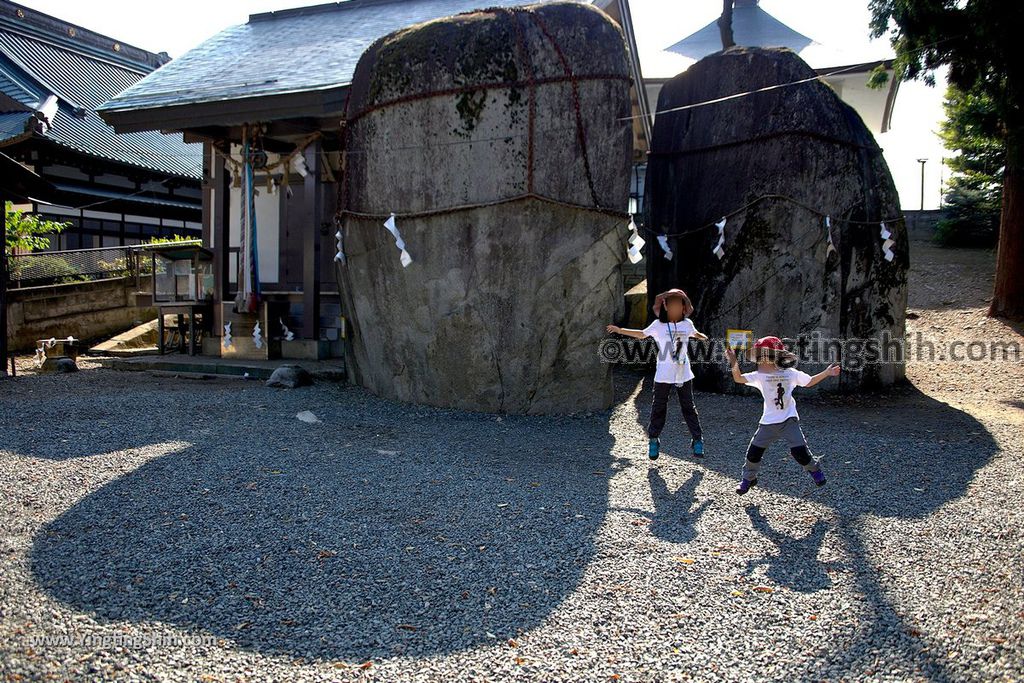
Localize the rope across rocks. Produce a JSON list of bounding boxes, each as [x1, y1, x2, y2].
[[334, 4, 626, 226]]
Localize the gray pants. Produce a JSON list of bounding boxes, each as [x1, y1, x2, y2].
[[741, 417, 820, 481]]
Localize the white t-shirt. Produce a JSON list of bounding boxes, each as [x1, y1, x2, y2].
[[643, 318, 695, 384], [741, 367, 813, 424]]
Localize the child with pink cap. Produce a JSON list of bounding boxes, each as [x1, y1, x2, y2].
[[725, 336, 840, 495]]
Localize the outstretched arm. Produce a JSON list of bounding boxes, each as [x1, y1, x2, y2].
[[606, 324, 649, 340], [725, 347, 747, 384], [691, 329, 709, 341], [804, 364, 841, 388]]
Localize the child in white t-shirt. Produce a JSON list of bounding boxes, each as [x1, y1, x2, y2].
[[725, 336, 840, 495], [607, 288, 709, 460]]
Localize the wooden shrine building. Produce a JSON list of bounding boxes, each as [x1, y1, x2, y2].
[[0, 1, 202, 249], [97, 0, 651, 361]]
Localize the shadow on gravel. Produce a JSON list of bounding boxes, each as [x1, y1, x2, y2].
[[630, 372, 997, 520], [28, 377, 636, 662], [630, 369, 998, 680], [742, 505, 835, 593], [0, 377, 235, 461], [615, 469, 709, 545], [1004, 398, 1024, 413]]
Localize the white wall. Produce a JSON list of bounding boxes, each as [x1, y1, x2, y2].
[[876, 69, 951, 211], [228, 183, 280, 286]]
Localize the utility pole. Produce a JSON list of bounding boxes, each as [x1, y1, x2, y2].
[[917, 158, 928, 211], [939, 156, 947, 208]]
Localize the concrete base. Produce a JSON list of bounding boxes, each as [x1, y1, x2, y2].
[[201, 335, 342, 360]]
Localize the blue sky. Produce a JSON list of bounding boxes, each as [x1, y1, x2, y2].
[[18, 0, 950, 209]]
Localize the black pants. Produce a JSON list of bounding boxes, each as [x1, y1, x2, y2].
[[648, 380, 702, 440]]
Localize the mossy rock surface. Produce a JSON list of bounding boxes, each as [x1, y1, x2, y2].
[[337, 2, 632, 414], [644, 47, 907, 392]]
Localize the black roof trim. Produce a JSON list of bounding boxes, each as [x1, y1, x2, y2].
[[99, 87, 350, 135], [0, 0, 169, 71]]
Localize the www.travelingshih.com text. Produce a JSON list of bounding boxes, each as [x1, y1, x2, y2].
[[597, 332, 1021, 370]]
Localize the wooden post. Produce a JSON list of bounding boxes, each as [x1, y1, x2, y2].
[[207, 142, 228, 336], [1, 195, 8, 377], [301, 141, 322, 342], [157, 310, 165, 355]]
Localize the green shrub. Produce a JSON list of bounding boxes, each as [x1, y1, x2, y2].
[[934, 179, 1001, 247]]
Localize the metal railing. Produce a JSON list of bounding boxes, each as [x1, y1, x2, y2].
[[5, 245, 143, 288]]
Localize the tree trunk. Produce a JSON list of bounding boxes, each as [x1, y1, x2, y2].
[[718, 0, 735, 50], [989, 126, 1024, 319]]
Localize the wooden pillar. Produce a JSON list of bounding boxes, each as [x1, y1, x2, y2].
[[1, 193, 8, 376], [206, 142, 228, 334], [301, 142, 322, 341]]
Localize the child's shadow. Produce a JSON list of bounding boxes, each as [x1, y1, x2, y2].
[[743, 505, 838, 593], [620, 469, 710, 545]]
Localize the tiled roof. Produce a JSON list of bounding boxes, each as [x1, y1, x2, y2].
[[0, 1, 202, 179], [98, 0, 584, 116]]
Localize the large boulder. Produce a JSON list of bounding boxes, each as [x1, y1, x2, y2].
[[644, 47, 908, 391], [337, 2, 632, 413]]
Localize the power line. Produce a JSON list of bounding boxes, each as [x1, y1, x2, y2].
[[623, 33, 966, 122]]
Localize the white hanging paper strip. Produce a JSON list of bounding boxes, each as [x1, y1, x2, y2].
[[880, 222, 896, 262], [383, 213, 413, 268], [825, 216, 836, 257], [290, 154, 309, 178], [627, 243, 643, 264], [279, 318, 295, 342], [712, 217, 727, 259], [252, 321, 263, 349], [334, 229, 346, 264], [626, 219, 645, 264], [223, 322, 233, 349], [656, 234, 673, 260]]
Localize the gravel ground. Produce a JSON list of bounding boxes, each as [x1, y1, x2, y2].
[[1, 242, 1022, 682]]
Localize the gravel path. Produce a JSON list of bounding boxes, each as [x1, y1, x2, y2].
[[1, 242, 1022, 682]]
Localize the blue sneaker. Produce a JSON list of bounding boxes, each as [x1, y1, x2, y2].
[[691, 439, 704, 458], [811, 469, 826, 487], [736, 478, 757, 495], [648, 438, 660, 460]]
